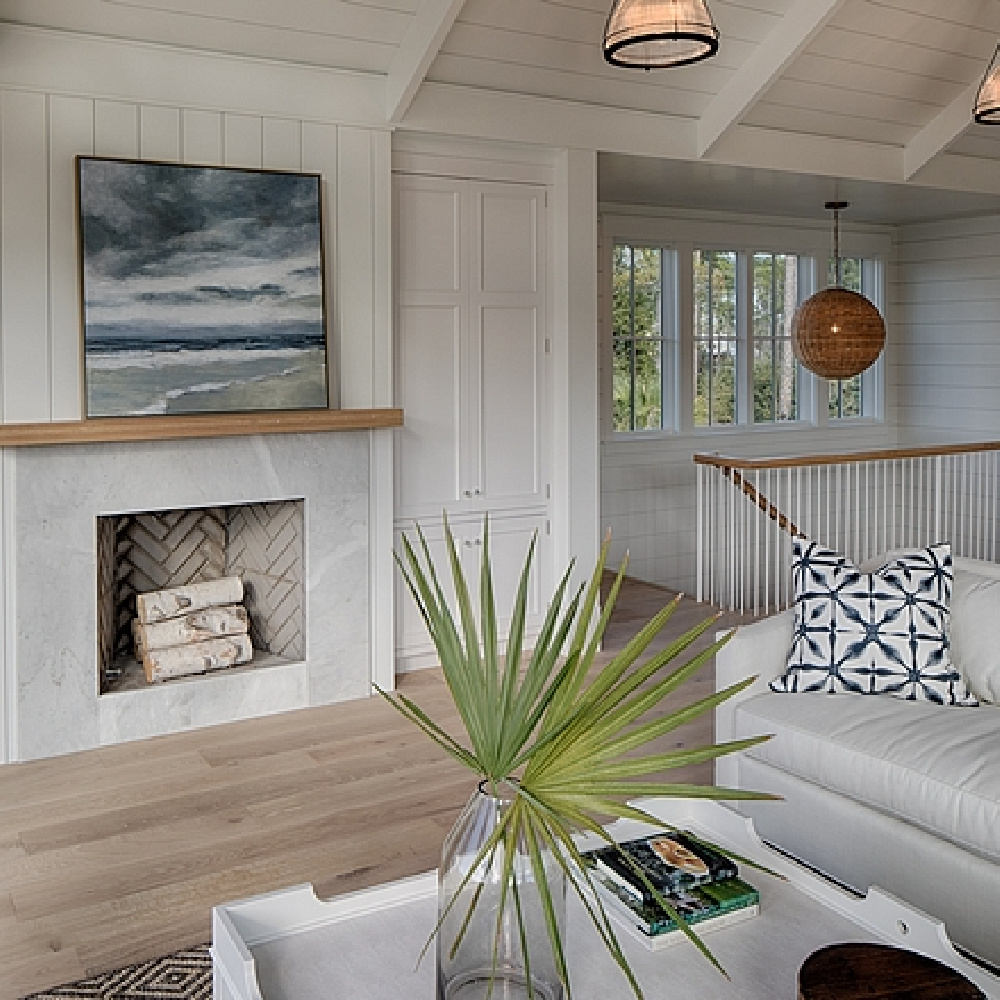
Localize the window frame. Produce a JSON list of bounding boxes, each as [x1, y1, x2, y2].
[[602, 213, 890, 440], [609, 243, 676, 433]]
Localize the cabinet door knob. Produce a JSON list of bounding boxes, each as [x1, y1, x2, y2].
[[463, 490, 472, 497], [474, 489, 481, 495]]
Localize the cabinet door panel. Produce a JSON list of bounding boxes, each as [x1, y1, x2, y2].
[[398, 182, 462, 295], [479, 306, 541, 505], [397, 304, 462, 512], [477, 186, 540, 295], [394, 514, 546, 668], [482, 514, 545, 628]]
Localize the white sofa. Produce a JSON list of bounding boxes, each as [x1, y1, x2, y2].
[[715, 556, 1000, 967]]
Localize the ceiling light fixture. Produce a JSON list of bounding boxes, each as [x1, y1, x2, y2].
[[974, 43, 1000, 124], [603, 0, 719, 69], [791, 202, 886, 380]]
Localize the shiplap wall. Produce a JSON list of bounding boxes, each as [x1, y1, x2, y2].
[[894, 214, 1000, 443], [0, 89, 391, 422], [598, 211, 900, 593]]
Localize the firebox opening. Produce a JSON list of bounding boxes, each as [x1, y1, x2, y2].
[[97, 499, 305, 694]]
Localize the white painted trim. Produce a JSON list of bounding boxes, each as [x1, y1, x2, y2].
[[370, 430, 395, 691], [386, 0, 466, 125], [0, 22, 386, 128], [551, 150, 600, 583], [2, 450, 15, 763], [697, 0, 847, 158], [600, 213, 892, 260], [392, 132, 556, 185], [903, 82, 978, 182]]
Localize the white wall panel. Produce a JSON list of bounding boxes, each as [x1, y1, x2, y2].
[[2, 91, 51, 422], [48, 95, 93, 421], [224, 113, 262, 168], [262, 117, 302, 172], [337, 127, 377, 408], [182, 109, 223, 164], [301, 121, 339, 408], [894, 214, 1000, 446], [0, 84, 388, 425], [94, 100, 139, 158], [139, 105, 181, 161]]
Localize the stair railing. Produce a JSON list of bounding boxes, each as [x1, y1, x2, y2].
[[695, 442, 1000, 615]]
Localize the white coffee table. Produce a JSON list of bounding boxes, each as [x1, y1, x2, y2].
[[212, 798, 1000, 999]]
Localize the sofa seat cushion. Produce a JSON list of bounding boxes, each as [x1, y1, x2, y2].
[[735, 692, 1000, 863]]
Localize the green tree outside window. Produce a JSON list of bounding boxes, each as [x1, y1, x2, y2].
[[828, 256, 865, 419], [612, 245, 665, 431], [753, 253, 799, 423], [693, 250, 737, 426]]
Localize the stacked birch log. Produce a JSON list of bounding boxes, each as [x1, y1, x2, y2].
[[134, 576, 253, 683]]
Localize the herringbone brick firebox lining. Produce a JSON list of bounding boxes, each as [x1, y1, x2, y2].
[[96, 500, 304, 692]]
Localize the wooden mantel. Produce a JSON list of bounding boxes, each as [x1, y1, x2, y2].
[[0, 408, 403, 447]]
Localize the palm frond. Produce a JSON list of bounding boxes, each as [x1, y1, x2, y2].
[[389, 516, 777, 999]]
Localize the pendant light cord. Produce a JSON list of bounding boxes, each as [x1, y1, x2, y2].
[[833, 206, 841, 287], [825, 200, 848, 288]]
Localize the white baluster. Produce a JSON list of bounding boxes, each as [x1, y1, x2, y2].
[[696, 464, 704, 604]]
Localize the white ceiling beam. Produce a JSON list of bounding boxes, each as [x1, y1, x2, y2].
[[386, 0, 466, 125], [903, 82, 978, 181], [697, 0, 847, 158]]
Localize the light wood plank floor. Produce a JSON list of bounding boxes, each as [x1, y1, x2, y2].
[[0, 578, 750, 1000]]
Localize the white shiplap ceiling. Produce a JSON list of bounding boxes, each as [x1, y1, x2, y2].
[[4, 0, 1000, 220]]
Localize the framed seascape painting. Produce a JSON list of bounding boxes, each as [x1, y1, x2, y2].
[[77, 157, 328, 417]]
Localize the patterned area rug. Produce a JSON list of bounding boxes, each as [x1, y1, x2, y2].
[[22, 946, 211, 1000]]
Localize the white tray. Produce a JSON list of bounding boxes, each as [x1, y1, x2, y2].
[[212, 798, 1000, 999]]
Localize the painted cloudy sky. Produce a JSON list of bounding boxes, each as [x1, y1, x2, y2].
[[79, 159, 324, 344]]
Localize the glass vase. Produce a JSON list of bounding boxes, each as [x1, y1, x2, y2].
[[437, 782, 567, 1000]]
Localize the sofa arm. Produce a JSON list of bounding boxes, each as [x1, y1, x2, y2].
[[714, 610, 793, 788]]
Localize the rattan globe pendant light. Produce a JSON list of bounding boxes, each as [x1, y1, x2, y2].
[[974, 44, 1000, 123], [791, 202, 885, 380], [603, 0, 719, 69]]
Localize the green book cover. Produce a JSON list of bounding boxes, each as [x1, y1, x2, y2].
[[594, 874, 760, 936]]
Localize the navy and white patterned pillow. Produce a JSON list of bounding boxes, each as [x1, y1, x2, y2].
[[771, 540, 977, 706]]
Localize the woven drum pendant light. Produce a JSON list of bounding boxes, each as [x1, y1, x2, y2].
[[974, 44, 1000, 123], [603, 0, 719, 69], [791, 202, 885, 380]]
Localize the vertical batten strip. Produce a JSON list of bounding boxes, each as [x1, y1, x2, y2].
[[2, 91, 51, 422], [48, 95, 93, 422]]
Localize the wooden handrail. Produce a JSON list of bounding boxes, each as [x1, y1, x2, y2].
[[694, 440, 1000, 472], [724, 467, 803, 538]]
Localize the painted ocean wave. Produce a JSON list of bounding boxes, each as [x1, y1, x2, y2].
[[86, 344, 312, 372], [130, 365, 305, 415], [86, 343, 327, 417]]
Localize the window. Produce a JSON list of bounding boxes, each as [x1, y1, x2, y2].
[[605, 217, 886, 436], [612, 245, 666, 431], [693, 250, 737, 427], [753, 253, 799, 423], [828, 256, 865, 419]]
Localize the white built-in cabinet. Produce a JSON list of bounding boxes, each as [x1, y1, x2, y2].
[[393, 173, 550, 669]]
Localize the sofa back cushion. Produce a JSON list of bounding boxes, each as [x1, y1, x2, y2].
[[952, 557, 1000, 703]]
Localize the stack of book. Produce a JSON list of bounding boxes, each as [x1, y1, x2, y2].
[[582, 830, 760, 950]]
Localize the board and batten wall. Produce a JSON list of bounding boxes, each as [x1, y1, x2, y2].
[[0, 94, 391, 420], [893, 213, 1000, 444], [0, 27, 397, 759], [598, 207, 901, 594]]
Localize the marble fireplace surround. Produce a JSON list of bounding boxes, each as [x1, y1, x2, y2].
[[4, 427, 378, 762]]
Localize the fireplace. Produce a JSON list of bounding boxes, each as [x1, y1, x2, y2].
[[7, 431, 374, 761], [96, 500, 306, 693]]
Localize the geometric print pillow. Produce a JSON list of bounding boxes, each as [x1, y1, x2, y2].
[[770, 539, 977, 706]]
